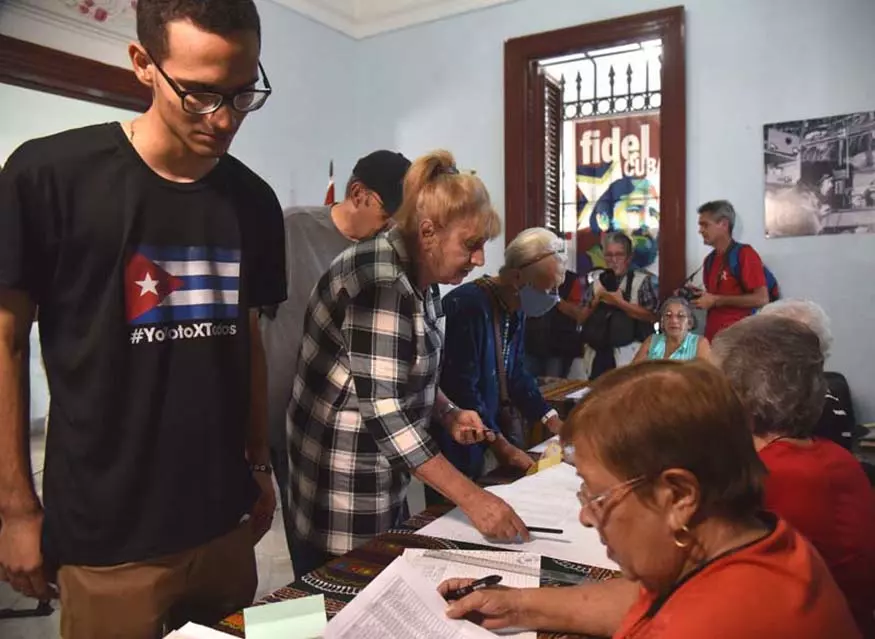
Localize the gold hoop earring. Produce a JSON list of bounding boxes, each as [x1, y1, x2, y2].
[[673, 524, 692, 549]]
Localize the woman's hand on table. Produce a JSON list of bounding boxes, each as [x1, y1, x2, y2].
[[492, 435, 535, 473], [440, 578, 523, 630], [462, 490, 530, 542], [505, 448, 535, 473]]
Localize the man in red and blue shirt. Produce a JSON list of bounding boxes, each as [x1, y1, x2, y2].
[[694, 200, 769, 340]]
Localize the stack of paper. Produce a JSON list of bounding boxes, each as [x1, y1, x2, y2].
[[403, 549, 540, 639], [324, 556, 497, 638], [417, 463, 617, 570]]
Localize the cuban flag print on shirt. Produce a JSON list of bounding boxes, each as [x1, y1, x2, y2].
[[125, 246, 240, 325]]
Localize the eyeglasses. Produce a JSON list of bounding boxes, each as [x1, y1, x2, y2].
[[147, 51, 272, 115], [577, 475, 646, 518]]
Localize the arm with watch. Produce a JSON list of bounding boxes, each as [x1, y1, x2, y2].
[[246, 310, 276, 543]]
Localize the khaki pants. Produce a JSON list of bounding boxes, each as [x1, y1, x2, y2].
[[58, 523, 256, 639]]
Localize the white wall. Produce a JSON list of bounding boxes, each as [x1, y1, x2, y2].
[[353, 0, 875, 419], [230, 0, 359, 206]]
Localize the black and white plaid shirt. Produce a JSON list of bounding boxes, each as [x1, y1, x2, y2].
[[288, 227, 444, 555]]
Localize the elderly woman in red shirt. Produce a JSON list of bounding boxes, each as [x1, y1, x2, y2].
[[440, 360, 859, 638], [713, 314, 875, 636]]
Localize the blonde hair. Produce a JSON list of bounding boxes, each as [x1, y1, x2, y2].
[[393, 150, 501, 240]]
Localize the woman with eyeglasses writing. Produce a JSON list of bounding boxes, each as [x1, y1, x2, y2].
[[631, 296, 711, 363], [439, 360, 859, 638]]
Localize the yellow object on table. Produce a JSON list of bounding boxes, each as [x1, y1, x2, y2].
[[526, 439, 564, 475]]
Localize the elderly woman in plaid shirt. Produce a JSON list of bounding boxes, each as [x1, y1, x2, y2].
[[287, 150, 530, 577]]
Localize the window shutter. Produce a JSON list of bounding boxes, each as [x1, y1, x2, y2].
[[531, 69, 563, 234], [543, 71, 562, 234]]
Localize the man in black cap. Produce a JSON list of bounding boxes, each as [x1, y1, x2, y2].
[[259, 150, 411, 558]]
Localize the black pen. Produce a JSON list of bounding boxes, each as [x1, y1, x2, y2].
[[527, 526, 564, 534], [444, 574, 503, 600]]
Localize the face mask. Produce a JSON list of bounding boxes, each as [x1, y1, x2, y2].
[[519, 285, 560, 317]]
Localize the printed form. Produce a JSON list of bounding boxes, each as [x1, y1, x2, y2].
[[324, 556, 497, 639]]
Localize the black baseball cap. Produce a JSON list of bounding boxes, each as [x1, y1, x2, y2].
[[351, 150, 411, 215]]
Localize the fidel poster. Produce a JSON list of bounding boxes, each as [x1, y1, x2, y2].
[[574, 113, 660, 273]]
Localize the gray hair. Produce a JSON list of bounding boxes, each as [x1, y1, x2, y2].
[[758, 299, 832, 358], [698, 200, 736, 234], [602, 231, 633, 257], [711, 315, 826, 438], [504, 227, 567, 274], [659, 296, 696, 331]]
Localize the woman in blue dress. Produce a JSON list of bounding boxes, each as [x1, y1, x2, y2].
[[633, 296, 711, 362]]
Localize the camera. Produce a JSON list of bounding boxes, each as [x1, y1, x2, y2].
[[586, 268, 620, 292], [676, 285, 700, 301]]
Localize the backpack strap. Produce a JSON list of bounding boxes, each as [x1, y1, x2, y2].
[[725, 241, 747, 293], [474, 278, 510, 403], [622, 270, 635, 302], [703, 251, 716, 285]]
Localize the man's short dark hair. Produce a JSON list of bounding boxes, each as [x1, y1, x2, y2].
[[137, 0, 261, 62]]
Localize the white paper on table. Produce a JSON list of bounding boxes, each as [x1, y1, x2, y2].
[[323, 556, 497, 639], [164, 622, 235, 638], [564, 386, 592, 401], [417, 463, 618, 571], [402, 549, 540, 639]]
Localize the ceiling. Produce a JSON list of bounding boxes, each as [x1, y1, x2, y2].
[[274, 0, 516, 39]]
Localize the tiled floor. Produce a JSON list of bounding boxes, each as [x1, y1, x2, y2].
[[1, 429, 427, 638]]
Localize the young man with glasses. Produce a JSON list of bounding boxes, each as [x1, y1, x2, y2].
[[0, 1, 284, 637]]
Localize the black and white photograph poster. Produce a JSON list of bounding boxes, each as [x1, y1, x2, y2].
[[764, 110, 875, 238]]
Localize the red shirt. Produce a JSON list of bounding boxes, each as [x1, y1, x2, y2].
[[614, 517, 860, 638], [760, 439, 875, 637], [703, 243, 766, 340]]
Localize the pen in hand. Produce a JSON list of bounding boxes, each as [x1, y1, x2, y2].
[[443, 574, 503, 601]]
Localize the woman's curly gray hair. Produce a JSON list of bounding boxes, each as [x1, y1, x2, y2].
[[659, 296, 697, 331], [711, 315, 826, 438], [757, 298, 832, 358]]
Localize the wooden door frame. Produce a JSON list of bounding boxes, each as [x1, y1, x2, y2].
[[504, 6, 686, 295], [0, 34, 151, 112]]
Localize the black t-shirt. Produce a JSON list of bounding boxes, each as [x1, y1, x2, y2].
[[0, 123, 286, 566]]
